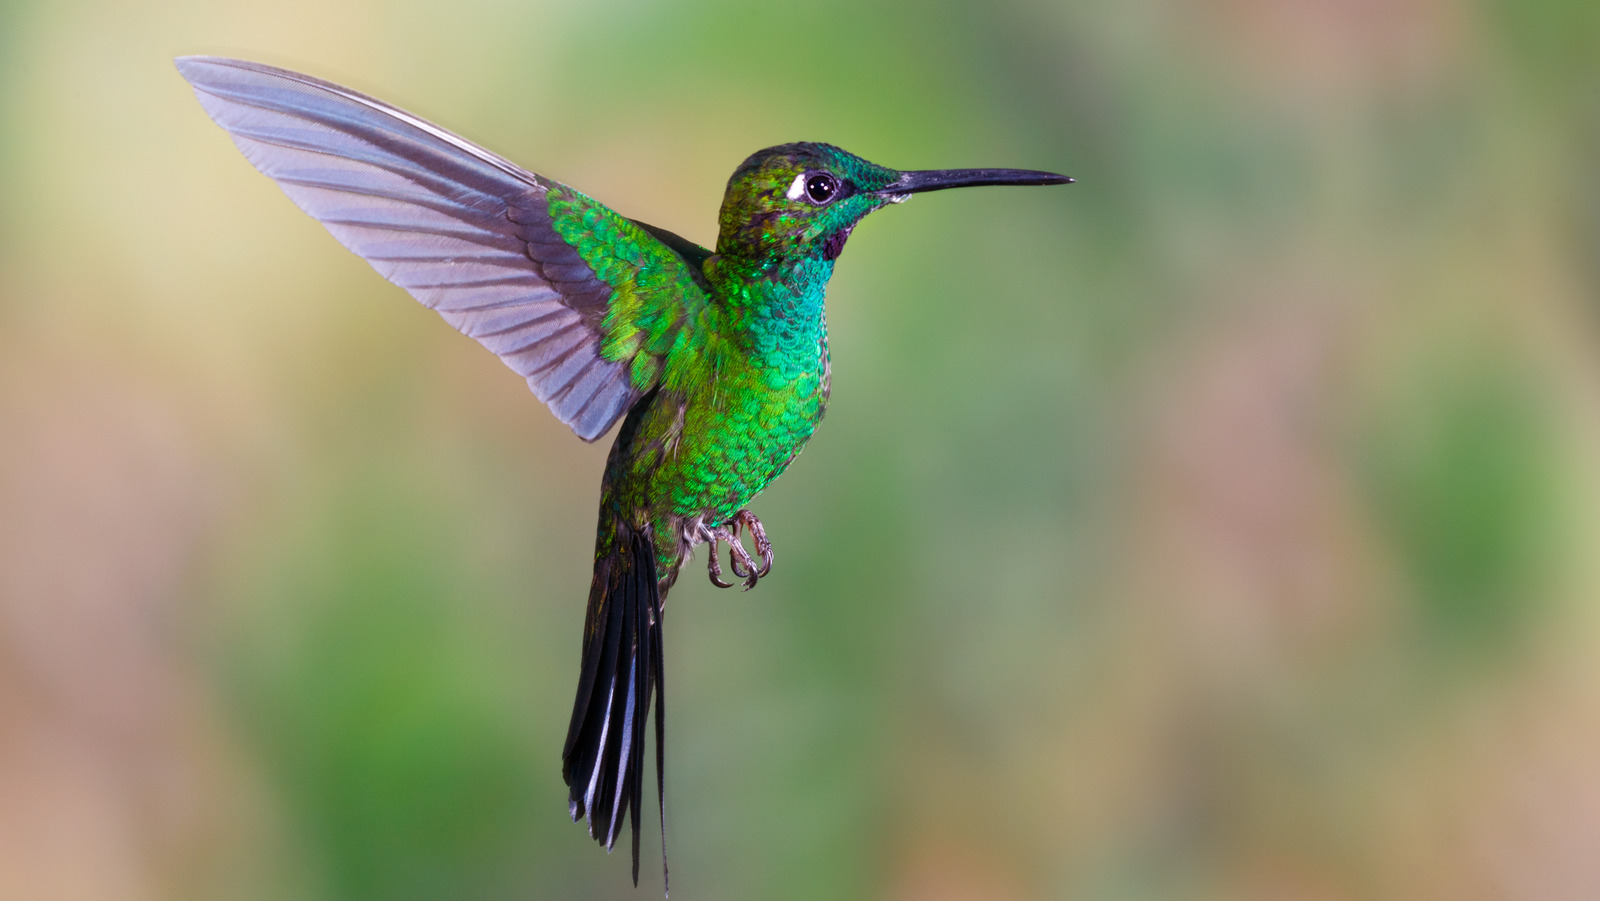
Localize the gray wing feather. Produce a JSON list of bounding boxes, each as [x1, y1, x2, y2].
[[176, 55, 637, 442]]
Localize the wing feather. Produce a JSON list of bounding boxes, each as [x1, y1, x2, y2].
[[177, 55, 707, 441]]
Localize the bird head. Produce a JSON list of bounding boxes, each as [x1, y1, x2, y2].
[[714, 142, 1070, 264]]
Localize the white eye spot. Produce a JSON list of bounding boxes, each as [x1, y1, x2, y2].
[[786, 173, 807, 201]]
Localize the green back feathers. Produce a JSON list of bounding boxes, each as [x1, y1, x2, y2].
[[544, 186, 710, 391]]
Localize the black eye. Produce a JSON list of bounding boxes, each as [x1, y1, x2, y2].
[[805, 173, 839, 204]]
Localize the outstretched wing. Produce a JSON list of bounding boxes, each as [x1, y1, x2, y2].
[[176, 56, 707, 442]]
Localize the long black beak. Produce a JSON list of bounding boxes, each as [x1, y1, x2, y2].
[[877, 167, 1073, 198]]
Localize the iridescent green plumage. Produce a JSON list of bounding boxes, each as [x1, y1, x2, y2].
[[565, 145, 928, 571], [176, 57, 1070, 892]]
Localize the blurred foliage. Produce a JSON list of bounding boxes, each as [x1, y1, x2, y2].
[[1361, 352, 1557, 658], [2, 1, 1600, 900], [233, 464, 544, 901]]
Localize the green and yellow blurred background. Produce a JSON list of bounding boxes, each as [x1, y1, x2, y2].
[[4, 0, 1600, 898]]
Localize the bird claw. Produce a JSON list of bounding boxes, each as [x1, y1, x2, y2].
[[706, 535, 735, 588], [702, 510, 774, 591], [735, 510, 772, 580]]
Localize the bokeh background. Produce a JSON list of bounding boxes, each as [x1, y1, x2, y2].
[[3, 0, 1600, 898]]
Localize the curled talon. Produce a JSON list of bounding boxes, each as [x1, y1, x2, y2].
[[703, 523, 750, 589], [736, 511, 773, 578], [697, 512, 773, 591], [727, 537, 755, 581], [732, 514, 765, 589], [706, 536, 734, 588]]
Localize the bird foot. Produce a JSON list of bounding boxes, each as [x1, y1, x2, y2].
[[702, 510, 773, 591]]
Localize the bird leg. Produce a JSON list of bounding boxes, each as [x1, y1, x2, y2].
[[699, 510, 774, 591]]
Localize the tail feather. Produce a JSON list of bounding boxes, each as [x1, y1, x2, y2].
[[563, 524, 668, 891]]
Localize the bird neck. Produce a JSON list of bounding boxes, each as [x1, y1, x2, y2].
[[707, 252, 832, 313], [704, 252, 833, 369]]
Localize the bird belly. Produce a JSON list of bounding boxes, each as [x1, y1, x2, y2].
[[654, 362, 828, 527]]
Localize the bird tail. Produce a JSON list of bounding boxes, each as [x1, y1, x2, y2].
[[562, 517, 667, 891]]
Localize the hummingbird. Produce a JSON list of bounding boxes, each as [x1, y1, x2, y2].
[[177, 56, 1071, 891]]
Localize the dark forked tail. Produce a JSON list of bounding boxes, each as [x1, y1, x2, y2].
[[563, 520, 667, 891]]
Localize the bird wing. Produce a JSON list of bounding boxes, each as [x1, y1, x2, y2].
[[177, 56, 708, 442]]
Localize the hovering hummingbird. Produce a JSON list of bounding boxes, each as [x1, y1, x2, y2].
[[177, 56, 1071, 891]]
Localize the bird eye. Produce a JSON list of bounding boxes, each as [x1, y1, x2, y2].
[[804, 173, 839, 204]]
